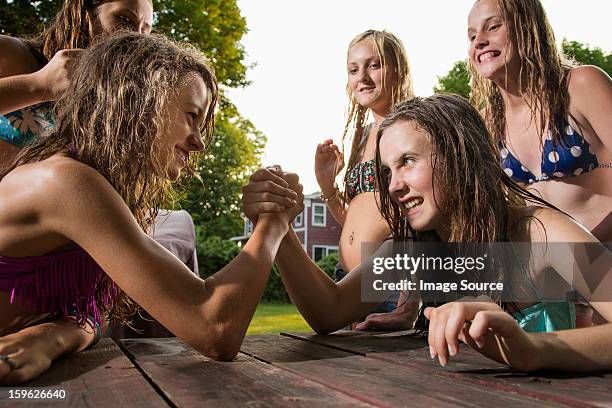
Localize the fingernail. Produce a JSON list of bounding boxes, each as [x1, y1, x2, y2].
[[438, 355, 447, 367], [429, 346, 435, 359], [448, 345, 457, 357], [475, 339, 484, 348]]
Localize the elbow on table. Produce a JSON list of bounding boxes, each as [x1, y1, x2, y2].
[[310, 320, 341, 336], [193, 328, 243, 362], [200, 345, 239, 362]]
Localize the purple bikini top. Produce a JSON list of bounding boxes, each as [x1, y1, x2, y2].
[[0, 247, 119, 327]]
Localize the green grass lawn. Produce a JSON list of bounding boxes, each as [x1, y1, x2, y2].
[[247, 303, 312, 335]]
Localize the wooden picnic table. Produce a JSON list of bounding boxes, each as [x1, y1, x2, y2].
[[1, 330, 612, 407]]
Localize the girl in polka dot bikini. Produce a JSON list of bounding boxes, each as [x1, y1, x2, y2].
[[467, 0, 612, 326], [467, 0, 612, 246]]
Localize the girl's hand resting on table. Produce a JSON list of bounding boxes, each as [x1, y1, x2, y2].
[[424, 298, 543, 371]]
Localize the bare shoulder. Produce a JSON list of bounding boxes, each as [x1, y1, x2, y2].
[[2, 155, 117, 213], [569, 65, 610, 87], [0, 35, 41, 78], [568, 66, 612, 103], [521, 206, 596, 244]]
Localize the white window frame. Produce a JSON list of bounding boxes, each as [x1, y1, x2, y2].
[[294, 212, 304, 228], [312, 245, 338, 262], [311, 203, 326, 227], [245, 219, 254, 236]]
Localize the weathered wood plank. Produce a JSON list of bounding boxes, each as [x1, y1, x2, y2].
[[286, 331, 612, 408], [121, 337, 373, 407], [0, 338, 168, 407], [242, 334, 561, 408]]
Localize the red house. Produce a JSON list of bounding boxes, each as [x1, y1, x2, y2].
[[232, 192, 341, 262]]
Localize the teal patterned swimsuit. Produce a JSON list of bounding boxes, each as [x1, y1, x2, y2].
[[513, 302, 576, 333], [0, 102, 55, 147]]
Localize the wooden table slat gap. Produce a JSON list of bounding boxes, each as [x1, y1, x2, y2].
[[114, 338, 177, 408], [281, 332, 368, 356]]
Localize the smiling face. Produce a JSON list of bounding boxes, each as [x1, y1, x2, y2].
[[88, 0, 153, 37], [379, 120, 446, 233], [467, 0, 519, 82], [158, 74, 210, 181], [347, 38, 394, 113]]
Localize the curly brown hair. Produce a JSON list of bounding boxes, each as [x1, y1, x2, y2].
[[342, 30, 414, 203], [2, 32, 218, 322], [469, 0, 575, 146]]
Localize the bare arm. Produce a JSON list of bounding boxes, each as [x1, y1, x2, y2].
[[322, 190, 348, 225], [569, 65, 612, 153], [0, 35, 46, 115], [275, 228, 386, 333], [37, 162, 292, 360], [314, 140, 347, 225], [0, 36, 82, 115]]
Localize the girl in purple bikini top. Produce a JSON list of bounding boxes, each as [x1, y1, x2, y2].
[[0, 247, 119, 327]]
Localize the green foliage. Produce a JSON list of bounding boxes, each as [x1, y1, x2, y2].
[[179, 104, 266, 239], [562, 39, 612, 77], [195, 235, 290, 302], [152, 0, 249, 87], [316, 252, 339, 278], [262, 265, 291, 303], [0, 0, 61, 36], [433, 60, 470, 99], [196, 234, 241, 278], [196, 235, 339, 302]]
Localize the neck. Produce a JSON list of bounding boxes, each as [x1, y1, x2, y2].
[[492, 73, 530, 111], [371, 104, 390, 125], [435, 223, 451, 242]]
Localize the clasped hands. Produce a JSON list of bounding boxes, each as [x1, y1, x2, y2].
[[242, 165, 304, 226]]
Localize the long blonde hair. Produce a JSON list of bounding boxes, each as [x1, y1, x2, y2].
[[342, 30, 414, 201], [469, 0, 575, 144], [3, 32, 218, 322]]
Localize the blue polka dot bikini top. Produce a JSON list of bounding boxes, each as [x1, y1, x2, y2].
[[500, 121, 604, 184]]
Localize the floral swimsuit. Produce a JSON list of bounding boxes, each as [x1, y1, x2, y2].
[[346, 159, 376, 200], [0, 102, 55, 147]]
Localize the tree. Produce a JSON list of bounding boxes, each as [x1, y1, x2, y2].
[[562, 39, 612, 77], [178, 103, 266, 239], [0, 0, 61, 36], [433, 60, 470, 99], [434, 41, 611, 97]]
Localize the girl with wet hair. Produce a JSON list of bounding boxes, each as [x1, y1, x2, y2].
[[313, 29, 417, 329], [243, 93, 611, 372], [467, 0, 612, 326], [0, 32, 302, 384]]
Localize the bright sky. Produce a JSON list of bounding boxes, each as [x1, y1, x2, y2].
[[226, 0, 612, 194]]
